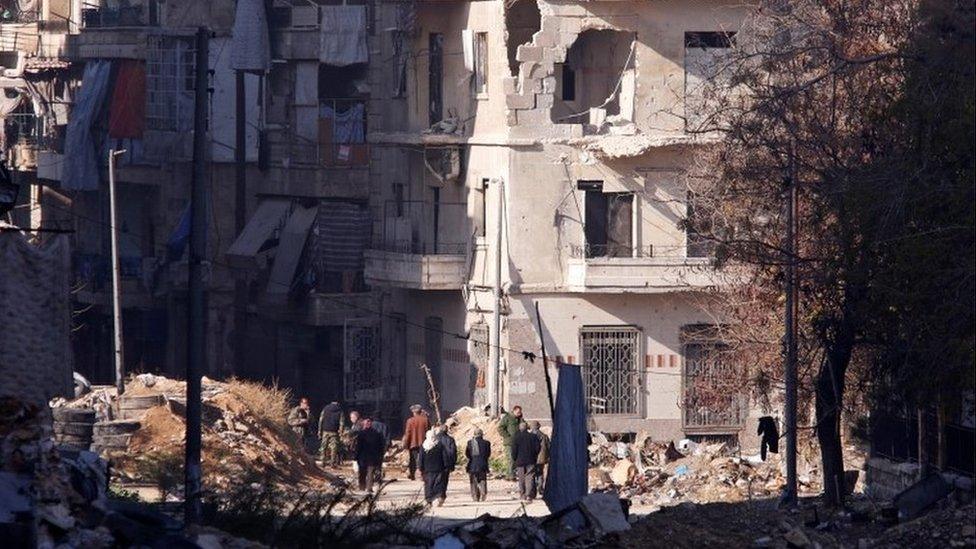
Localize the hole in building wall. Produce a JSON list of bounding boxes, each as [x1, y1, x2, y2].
[[551, 29, 637, 128], [505, 0, 541, 77]]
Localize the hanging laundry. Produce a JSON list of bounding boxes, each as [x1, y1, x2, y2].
[[319, 103, 365, 144], [319, 6, 368, 66], [231, 0, 271, 72], [108, 60, 146, 139], [62, 60, 112, 191], [757, 415, 780, 461]]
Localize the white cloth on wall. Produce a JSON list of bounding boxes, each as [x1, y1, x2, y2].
[[231, 0, 271, 72], [319, 6, 368, 66]]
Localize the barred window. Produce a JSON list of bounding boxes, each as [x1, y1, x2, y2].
[[681, 324, 745, 431], [146, 35, 195, 132], [580, 326, 641, 415]]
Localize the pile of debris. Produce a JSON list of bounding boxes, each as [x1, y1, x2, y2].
[[0, 396, 261, 547], [872, 503, 975, 548], [589, 436, 812, 508], [51, 375, 329, 494], [445, 406, 505, 460]]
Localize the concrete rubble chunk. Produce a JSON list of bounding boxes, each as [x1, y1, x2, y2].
[[578, 492, 631, 533], [610, 458, 638, 486]]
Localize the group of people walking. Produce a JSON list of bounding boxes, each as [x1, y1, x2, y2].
[[288, 398, 550, 506]]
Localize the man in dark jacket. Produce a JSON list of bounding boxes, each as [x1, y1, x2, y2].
[[354, 418, 386, 494], [511, 421, 541, 501], [529, 420, 550, 494], [318, 401, 345, 467], [465, 428, 492, 501], [497, 405, 522, 480]]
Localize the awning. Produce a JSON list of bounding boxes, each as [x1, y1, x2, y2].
[[225, 198, 292, 269], [266, 204, 318, 295]]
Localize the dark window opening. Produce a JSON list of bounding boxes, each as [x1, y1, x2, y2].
[[475, 178, 488, 238], [504, 0, 541, 77], [582, 182, 633, 258], [561, 64, 576, 101], [428, 33, 443, 125], [684, 31, 736, 49]]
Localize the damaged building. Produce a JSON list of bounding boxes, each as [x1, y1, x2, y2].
[[363, 0, 763, 444], [1, 0, 767, 444]]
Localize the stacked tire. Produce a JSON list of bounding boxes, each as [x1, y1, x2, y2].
[[91, 420, 141, 455], [117, 394, 165, 420], [52, 408, 96, 451]]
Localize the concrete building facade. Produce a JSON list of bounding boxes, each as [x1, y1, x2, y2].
[[364, 0, 764, 445]]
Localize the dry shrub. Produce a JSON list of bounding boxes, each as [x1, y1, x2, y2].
[[224, 377, 296, 444]]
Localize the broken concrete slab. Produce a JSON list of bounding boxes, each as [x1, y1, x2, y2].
[[578, 492, 630, 534]]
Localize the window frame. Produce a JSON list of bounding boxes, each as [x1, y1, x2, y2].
[[579, 325, 643, 416], [473, 31, 489, 98]]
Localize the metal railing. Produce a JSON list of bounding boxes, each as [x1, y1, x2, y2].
[[681, 342, 746, 430], [82, 1, 159, 28], [378, 199, 469, 255], [570, 243, 654, 259], [271, 99, 369, 168]]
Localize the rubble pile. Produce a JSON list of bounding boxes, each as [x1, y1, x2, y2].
[[589, 436, 815, 507], [871, 502, 975, 548], [446, 406, 506, 459], [53, 375, 328, 492]]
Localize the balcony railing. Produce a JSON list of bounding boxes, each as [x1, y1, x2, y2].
[[377, 200, 468, 255], [272, 99, 368, 168], [82, 1, 159, 28], [570, 243, 654, 259]]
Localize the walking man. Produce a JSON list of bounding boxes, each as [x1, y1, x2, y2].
[[418, 429, 450, 507], [511, 421, 541, 501], [286, 397, 312, 452], [402, 404, 430, 480], [529, 421, 550, 494], [465, 428, 492, 501], [354, 417, 385, 494], [437, 424, 458, 497], [318, 400, 345, 467], [497, 405, 522, 480]]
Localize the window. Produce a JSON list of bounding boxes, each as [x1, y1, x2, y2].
[[393, 183, 404, 217], [473, 32, 488, 96], [428, 33, 444, 125], [146, 35, 195, 132], [684, 31, 736, 131], [681, 325, 744, 431], [580, 181, 634, 258], [686, 191, 716, 258], [552, 30, 635, 125], [391, 30, 407, 98], [581, 327, 641, 415], [474, 178, 488, 238]]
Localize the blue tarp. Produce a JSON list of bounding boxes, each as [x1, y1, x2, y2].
[[543, 363, 589, 518], [62, 60, 112, 191]]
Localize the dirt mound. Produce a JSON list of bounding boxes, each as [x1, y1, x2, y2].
[[78, 376, 329, 491]]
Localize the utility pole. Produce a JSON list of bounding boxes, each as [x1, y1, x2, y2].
[[185, 27, 209, 525], [233, 70, 248, 377], [489, 178, 504, 416], [108, 148, 127, 396], [782, 145, 798, 506]]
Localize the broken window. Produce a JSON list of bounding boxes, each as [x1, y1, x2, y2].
[[473, 32, 489, 96], [684, 31, 736, 132], [581, 326, 641, 415], [580, 181, 634, 258], [552, 30, 636, 128], [428, 33, 443, 125], [504, 0, 540, 77], [681, 325, 745, 432], [686, 190, 716, 258], [145, 35, 195, 131]]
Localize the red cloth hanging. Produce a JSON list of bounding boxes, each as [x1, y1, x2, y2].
[[108, 60, 146, 139]]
